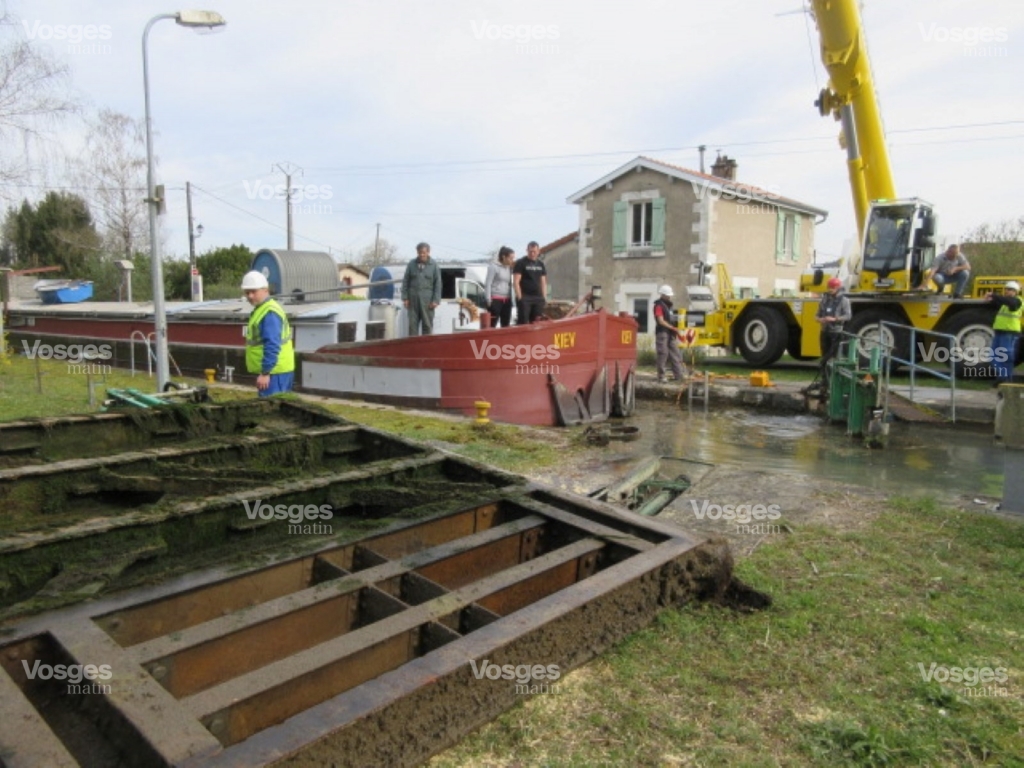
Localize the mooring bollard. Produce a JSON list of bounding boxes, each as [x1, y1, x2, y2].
[[474, 400, 491, 425]]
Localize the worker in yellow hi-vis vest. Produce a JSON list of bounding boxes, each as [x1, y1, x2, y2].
[[987, 279, 1021, 386], [241, 271, 295, 396]]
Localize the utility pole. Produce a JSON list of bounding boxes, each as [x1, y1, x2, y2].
[[374, 223, 381, 265], [186, 181, 201, 301], [272, 162, 302, 250]]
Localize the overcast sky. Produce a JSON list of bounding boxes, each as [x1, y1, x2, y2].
[[4, 0, 1023, 269]]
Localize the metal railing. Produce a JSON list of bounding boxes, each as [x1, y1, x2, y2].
[[876, 321, 959, 422], [130, 331, 183, 380]]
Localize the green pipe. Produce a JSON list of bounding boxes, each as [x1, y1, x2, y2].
[[105, 389, 153, 409], [637, 490, 675, 517], [125, 388, 167, 406]]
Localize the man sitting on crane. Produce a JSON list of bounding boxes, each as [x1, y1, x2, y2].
[[923, 245, 972, 299]]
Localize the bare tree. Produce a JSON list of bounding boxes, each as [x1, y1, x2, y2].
[[357, 237, 399, 268], [963, 216, 1024, 243], [70, 109, 149, 259], [962, 217, 1024, 279], [0, 38, 77, 189]]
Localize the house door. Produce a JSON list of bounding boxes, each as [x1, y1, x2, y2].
[[628, 296, 650, 334]]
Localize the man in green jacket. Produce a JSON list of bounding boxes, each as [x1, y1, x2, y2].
[[401, 242, 442, 336], [241, 271, 295, 396]]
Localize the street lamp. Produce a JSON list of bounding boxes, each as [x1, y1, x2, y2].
[[143, 10, 226, 390]]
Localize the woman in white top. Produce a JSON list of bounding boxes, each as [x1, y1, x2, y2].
[[484, 246, 515, 327]]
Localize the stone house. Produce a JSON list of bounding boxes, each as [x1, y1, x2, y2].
[[566, 155, 827, 335], [539, 232, 579, 301], [337, 263, 370, 297]]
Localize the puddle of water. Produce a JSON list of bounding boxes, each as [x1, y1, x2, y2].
[[620, 403, 1005, 499]]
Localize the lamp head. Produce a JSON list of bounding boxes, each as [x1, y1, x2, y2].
[[175, 10, 226, 30]]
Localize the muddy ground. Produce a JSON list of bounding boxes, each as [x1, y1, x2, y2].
[[440, 426, 1003, 559], [524, 453, 887, 555]]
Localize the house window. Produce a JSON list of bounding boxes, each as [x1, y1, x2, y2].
[[631, 202, 653, 246], [775, 212, 801, 263], [733, 277, 759, 299], [613, 198, 666, 255]]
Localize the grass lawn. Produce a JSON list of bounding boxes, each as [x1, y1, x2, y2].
[[0, 355, 216, 419], [431, 497, 1024, 767]]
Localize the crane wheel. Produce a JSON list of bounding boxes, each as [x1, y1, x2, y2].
[[845, 310, 908, 372], [937, 308, 998, 377], [736, 307, 787, 366]]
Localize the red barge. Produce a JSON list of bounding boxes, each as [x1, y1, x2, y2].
[[302, 308, 638, 426]]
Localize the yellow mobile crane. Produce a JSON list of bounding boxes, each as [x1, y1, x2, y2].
[[694, 0, 1021, 371]]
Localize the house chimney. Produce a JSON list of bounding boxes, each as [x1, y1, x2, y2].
[[711, 153, 737, 181], [698, 145, 706, 174]]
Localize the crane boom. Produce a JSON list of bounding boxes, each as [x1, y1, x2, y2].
[[810, 0, 896, 240]]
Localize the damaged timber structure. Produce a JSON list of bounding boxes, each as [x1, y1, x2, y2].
[[0, 400, 735, 767]]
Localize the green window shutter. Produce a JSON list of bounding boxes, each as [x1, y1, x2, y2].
[[775, 210, 786, 261], [791, 215, 801, 262], [612, 201, 627, 253], [651, 198, 666, 249]]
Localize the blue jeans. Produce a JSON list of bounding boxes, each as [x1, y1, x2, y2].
[[933, 270, 970, 297], [259, 372, 294, 397], [991, 331, 1019, 381]]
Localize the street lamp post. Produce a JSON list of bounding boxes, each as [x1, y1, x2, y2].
[[143, 10, 226, 390]]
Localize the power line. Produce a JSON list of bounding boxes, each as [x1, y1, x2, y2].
[[190, 184, 346, 255], [379, 225, 489, 259], [888, 119, 1024, 134], [300, 119, 1024, 174]]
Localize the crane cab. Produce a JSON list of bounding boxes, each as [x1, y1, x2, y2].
[[854, 199, 937, 293]]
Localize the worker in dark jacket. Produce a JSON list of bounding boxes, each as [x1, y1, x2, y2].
[[401, 242, 442, 336], [653, 284, 685, 382], [816, 277, 852, 367], [241, 271, 295, 397], [987, 279, 1021, 385]]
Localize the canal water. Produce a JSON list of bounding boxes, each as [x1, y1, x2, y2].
[[624, 402, 1005, 499]]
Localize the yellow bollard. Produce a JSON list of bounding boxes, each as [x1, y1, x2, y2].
[[204, 368, 217, 383], [474, 400, 491, 425]]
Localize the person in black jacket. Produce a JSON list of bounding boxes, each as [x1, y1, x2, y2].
[[817, 277, 852, 367], [653, 285, 685, 383]]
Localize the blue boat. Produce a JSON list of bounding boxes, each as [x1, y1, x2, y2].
[[35, 279, 94, 305]]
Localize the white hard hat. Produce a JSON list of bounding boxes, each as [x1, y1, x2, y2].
[[1006, 280, 1020, 291], [658, 284, 674, 298], [241, 271, 269, 290]]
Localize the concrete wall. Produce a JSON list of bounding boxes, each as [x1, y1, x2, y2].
[[542, 237, 579, 300], [710, 201, 814, 297]]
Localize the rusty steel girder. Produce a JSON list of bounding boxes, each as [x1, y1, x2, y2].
[[0, 401, 732, 767]]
